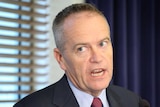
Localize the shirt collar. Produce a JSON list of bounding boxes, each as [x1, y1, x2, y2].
[[67, 78, 109, 107]]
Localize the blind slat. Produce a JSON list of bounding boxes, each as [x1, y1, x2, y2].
[[0, 63, 47, 68], [0, 17, 48, 26], [0, 54, 47, 59], [0, 81, 47, 85], [0, 72, 47, 77], [0, 100, 18, 103], [0, 0, 48, 9], [0, 44, 48, 51], [0, 91, 33, 94], [0, 7, 48, 17], [0, 35, 48, 43], [0, 26, 48, 35]]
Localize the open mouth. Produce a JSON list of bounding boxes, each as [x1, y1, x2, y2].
[[91, 68, 105, 77]]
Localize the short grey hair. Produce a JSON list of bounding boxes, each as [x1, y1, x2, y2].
[[52, 3, 105, 52]]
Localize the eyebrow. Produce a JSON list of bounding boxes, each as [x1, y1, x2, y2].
[[72, 36, 111, 50], [101, 37, 111, 42]]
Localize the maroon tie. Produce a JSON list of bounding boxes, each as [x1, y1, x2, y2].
[[91, 98, 103, 107]]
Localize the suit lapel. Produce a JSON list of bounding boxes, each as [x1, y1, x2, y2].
[[52, 75, 125, 107], [52, 75, 79, 107], [106, 86, 123, 107]]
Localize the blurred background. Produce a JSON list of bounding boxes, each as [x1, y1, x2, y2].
[[0, 0, 159, 107]]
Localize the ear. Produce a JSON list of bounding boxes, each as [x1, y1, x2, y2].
[[54, 48, 66, 70]]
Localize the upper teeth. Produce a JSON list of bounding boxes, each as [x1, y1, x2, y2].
[[93, 69, 102, 73], [91, 69, 104, 76]]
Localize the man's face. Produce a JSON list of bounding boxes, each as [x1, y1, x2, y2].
[[54, 12, 113, 96]]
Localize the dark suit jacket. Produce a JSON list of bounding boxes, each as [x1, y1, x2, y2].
[[13, 75, 149, 107]]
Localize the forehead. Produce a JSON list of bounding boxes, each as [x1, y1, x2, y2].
[[63, 12, 109, 35], [61, 12, 110, 45], [63, 11, 109, 30], [63, 11, 105, 25]]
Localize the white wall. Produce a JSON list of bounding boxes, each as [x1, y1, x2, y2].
[[48, 0, 85, 84]]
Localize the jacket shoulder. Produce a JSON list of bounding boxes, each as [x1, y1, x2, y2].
[[13, 75, 75, 107], [108, 85, 140, 99], [13, 83, 57, 107], [107, 85, 141, 107]]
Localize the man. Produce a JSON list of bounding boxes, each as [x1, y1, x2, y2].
[[14, 3, 149, 107]]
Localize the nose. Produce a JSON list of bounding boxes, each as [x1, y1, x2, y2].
[[89, 48, 102, 63]]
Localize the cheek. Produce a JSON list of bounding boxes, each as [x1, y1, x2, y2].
[[107, 56, 113, 72], [65, 58, 89, 85], [107, 49, 113, 64], [59, 53, 73, 71], [63, 51, 90, 76], [62, 55, 84, 73], [70, 59, 89, 82]]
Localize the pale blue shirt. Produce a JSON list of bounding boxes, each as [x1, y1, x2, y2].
[[67, 78, 110, 107]]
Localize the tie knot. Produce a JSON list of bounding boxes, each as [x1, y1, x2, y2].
[[91, 98, 102, 107]]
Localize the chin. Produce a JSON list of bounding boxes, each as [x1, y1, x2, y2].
[[93, 83, 109, 91]]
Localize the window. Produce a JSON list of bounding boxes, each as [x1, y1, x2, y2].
[[0, 0, 49, 106]]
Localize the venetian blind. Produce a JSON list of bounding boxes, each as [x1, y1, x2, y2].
[[0, 0, 49, 106]]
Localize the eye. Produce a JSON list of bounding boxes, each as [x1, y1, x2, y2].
[[99, 41, 107, 47], [77, 46, 86, 52]]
